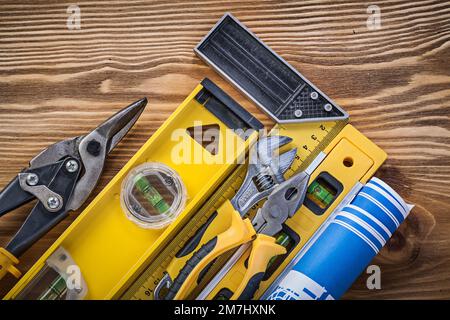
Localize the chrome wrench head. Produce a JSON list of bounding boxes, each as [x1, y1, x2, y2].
[[230, 135, 297, 216]]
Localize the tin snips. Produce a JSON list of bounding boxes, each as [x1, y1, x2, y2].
[[0, 98, 147, 280]]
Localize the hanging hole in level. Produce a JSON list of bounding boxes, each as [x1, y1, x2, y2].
[[343, 157, 354, 167]]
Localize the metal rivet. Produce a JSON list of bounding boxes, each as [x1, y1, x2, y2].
[[324, 103, 333, 112], [47, 196, 60, 210], [65, 159, 79, 173], [310, 91, 319, 100], [87, 140, 101, 157], [294, 109, 303, 118], [26, 173, 39, 186]]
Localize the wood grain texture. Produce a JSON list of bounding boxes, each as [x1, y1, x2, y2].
[[0, 0, 449, 299]]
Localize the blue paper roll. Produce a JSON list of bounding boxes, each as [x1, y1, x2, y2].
[[267, 177, 413, 300]]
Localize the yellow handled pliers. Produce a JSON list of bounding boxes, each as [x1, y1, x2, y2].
[[165, 171, 309, 300], [155, 135, 298, 299]]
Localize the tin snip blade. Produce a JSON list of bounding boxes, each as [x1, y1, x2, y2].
[[0, 98, 147, 280], [159, 135, 300, 300]]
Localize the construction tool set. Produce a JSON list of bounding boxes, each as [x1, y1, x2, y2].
[[0, 13, 412, 301]]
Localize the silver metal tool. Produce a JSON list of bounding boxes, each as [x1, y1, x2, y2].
[[231, 135, 298, 216], [252, 171, 309, 237], [0, 98, 147, 261], [195, 13, 349, 124]]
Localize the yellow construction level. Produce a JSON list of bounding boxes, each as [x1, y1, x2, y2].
[[5, 79, 262, 300]]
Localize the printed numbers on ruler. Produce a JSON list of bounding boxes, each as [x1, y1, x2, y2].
[[276, 121, 341, 175]]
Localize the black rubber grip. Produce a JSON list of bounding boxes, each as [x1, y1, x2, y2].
[[236, 272, 265, 300], [0, 175, 33, 217], [6, 158, 80, 257], [0, 162, 61, 217], [175, 211, 218, 258], [164, 236, 218, 300]]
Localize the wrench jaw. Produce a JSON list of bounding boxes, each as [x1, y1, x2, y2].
[[273, 148, 298, 183], [230, 136, 297, 216], [250, 135, 293, 166]]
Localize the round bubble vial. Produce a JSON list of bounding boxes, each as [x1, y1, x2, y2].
[[120, 163, 187, 229]]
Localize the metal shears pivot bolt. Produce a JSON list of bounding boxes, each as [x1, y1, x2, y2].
[[65, 159, 79, 173], [0, 98, 147, 263], [26, 173, 39, 186], [46, 196, 61, 210], [86, 140, 102, 157]]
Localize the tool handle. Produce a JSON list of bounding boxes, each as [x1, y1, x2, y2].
[[156, 201, 237, 300], [165, 203, 256, 300], [5, 159, 80, 257], [0, 247, 21, 280], [232, 234, 286, 300], [0, 160, 68, 218], [163, 203, 232, 283], [6, 205, 70, 257], [175, 210, 219, 259], [0, 175, 34, 217]]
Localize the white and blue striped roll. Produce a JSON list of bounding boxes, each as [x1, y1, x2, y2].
[[267, 177, 413, 300]]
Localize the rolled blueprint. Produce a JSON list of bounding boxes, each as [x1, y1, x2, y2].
[[267, 177, 413, 300]]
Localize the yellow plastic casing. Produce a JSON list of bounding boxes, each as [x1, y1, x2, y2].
[[205, 124, 387, 299], [5, 82, 258, 300]]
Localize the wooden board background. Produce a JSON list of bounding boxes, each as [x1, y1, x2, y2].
[[0, 0, 449, 299]]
